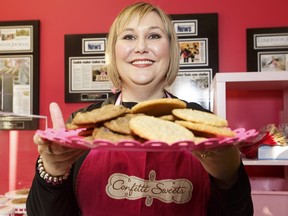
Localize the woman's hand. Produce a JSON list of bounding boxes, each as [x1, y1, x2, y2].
[[192, 145, 241, 189], [34, 102, 85, 176]]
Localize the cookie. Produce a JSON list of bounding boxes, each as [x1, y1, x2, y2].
[[66, 122, 98, 130], [158, 114, 177, 121], [72, 104, 129, 125], [172, 109, 228, 127], [129, 115, 194, 144], [175, 120, 235, 138], [131, 98, 187, 116], [104, 113, 143, 135], [92, 127, 135, 142]]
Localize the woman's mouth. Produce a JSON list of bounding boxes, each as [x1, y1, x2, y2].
[[131, 60, 154, 66]]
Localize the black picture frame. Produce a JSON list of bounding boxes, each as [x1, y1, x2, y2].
[[0, 20, 40, 130], [171, 13, 219, 77], [247, 26, 288, 72], [65, 33, 114, 103]]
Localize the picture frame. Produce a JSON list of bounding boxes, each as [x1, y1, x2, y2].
[[171, 13, 219, 77], [258, 51, 288, 72], [65, 33, 114, 103], [178, 38, 208, 67], [0, 20, 40, 130], [247, 27, 288, 71]]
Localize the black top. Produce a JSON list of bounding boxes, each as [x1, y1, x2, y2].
[[26, 92, 253, 216]]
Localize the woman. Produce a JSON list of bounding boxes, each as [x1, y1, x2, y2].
[[27, 2, 253, 215]]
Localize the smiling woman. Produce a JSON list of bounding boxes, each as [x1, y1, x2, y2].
[[26, 2, 253, 216]]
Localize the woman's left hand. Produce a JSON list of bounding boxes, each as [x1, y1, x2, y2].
[[192, 145, 241, 189]]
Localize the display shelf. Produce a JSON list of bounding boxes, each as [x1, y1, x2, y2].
[[211, 71, 288, 178], [211, 71, 288, 120]]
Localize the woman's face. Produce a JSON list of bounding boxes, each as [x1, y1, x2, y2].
[[115, 12, 170, 88]]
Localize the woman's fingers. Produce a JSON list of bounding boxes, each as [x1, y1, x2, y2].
[[50, 102, 65, 129], [32, 102, 84, 176]]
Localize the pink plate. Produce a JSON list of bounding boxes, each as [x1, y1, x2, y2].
[[36, 128, 258, 152]]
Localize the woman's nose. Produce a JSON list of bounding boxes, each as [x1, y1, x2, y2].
[[134, 38, 148, 53]]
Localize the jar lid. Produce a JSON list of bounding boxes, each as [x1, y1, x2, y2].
[[0, 205, 15, 215]]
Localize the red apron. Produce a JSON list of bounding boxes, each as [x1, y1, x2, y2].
[[75, 150, 210, 216]]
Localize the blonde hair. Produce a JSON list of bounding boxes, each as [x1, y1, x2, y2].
[[106, 2, 180, 89]]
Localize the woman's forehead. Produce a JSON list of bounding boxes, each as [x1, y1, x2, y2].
[[118, 12, 164, 32]]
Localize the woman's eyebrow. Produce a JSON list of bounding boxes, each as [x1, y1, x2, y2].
[[121, 26, 165, 33]]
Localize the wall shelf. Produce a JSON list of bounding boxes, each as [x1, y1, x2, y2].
[[211, 71, 288, 178]]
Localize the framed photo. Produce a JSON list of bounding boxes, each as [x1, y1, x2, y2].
[[166, 68, 212, 110], [179, 38, 208, 66], [0, 20, 39, 130], [171, 13, 218, 78], [65, 33, 114, 103], [247, 27, 288, 71], [258, 51, 288, 72]]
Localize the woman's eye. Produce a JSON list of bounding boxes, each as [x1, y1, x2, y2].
[[148, 34, 161, 39], [122, 35, 135, 40]]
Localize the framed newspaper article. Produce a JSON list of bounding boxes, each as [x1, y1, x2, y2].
[[65, 33, 114, 103], [166, 69, 212, 110], [0, 20, 40, 130], [247, 27, 288, 72]]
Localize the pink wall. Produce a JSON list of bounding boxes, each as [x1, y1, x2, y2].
[[0, 0, 288, 194]]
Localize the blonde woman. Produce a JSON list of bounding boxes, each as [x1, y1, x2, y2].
[[27, 2, 253, 216]]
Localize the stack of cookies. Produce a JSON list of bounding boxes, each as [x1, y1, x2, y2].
[[67, 98, 235, 145]]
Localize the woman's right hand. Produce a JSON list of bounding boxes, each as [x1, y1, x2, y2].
[[34, 102, 85, 176]]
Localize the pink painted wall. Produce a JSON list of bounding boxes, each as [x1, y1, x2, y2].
[[0, 0, 288, 194]]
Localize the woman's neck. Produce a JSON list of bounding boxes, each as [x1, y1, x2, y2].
[[121, 87, 166, 102]]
